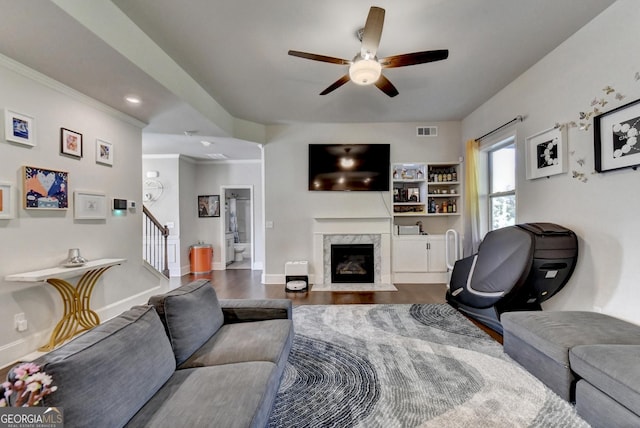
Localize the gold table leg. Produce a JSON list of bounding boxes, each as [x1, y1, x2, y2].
[[39, 266, 115, 352]]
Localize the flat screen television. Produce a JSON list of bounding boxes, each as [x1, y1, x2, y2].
[[308, 144, 390, 191]]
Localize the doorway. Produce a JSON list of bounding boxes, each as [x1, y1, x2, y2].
[[221, 185, 254, 270]]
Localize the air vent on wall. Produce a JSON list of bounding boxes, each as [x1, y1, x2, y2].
[[417, 126, 438, 137]]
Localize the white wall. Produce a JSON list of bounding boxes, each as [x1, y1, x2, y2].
[[462, 0, 640, 323], [179, 157, 199, 273], [263, 121, 462, 283], [0, 57, 166, 366]]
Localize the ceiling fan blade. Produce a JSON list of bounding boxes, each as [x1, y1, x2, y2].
[[320, 74, 351, 95], [288, 50, 350, 65], [375, 74, 399, 97], [360, 7, 385, 58], [380, 49, 449, 68]]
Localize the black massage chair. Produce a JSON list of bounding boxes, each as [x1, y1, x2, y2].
[[446, 223, 578, 334]]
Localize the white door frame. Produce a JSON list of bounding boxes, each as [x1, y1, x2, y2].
[[220, 185, 255, 269]]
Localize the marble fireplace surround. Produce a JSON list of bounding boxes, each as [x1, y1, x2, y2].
[[313, 217, 392, 285]]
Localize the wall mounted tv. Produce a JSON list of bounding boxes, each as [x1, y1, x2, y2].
[[308, 144, 390, 191]]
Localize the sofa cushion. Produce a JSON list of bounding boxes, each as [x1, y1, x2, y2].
[[149, 279, 224, 365], [502, 311, 640, 365], [125, 362, 281, 428], [570, 344, 640, 416], [220, 298, 292, 322], [35, 305, 175, 428], [180, 319, 293, 372], [575, 379, 640, 428]]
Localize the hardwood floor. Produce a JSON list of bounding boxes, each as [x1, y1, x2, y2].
[[182, 269, 448, 305], [182, 269, 503, 343]]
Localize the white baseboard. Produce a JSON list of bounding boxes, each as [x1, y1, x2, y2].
[[0, 285, 166, 369], [262, 273, 284, 284]]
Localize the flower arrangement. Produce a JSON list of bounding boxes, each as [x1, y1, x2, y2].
[[0, 363, 57, 407]]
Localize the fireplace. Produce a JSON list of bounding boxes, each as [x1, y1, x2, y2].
[[331, 244, 375, 283], [313, 217, 392, 286]]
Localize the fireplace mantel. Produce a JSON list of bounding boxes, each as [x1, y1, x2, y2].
[[313, 216, 391, 235]]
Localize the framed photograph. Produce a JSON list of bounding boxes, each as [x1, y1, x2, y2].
[[60, 128, 83, 158], [525, 126, 567, 179], [198, 195, 220, 218], [74, 191, 107, 220], [0, 182, 15, 219], [594, 97, 640, 173], [4, 109, 35, 147], [96, 139, 113, 166], [23, 166, 69, 210]]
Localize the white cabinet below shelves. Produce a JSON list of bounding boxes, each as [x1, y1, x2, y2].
[[392, 235, 447, 283]]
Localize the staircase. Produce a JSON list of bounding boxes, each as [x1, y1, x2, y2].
[[143, 205, 169, 277]]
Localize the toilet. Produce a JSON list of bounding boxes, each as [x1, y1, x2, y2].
[[233, 243, 247, 262]]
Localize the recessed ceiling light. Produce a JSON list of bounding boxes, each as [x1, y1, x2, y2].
[[200, 140, 212, 147], [125, 95, 141, 104]]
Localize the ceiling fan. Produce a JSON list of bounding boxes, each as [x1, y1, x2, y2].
[[288, 6, 448, 97]]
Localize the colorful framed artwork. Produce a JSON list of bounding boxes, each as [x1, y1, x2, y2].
[[74, 191, 107, 220], [4, 109, 35, 147], [0, 181, 14, 219], [594, 97, 640, 173], [525, 126, 567, 180], [60, 128, 83, 158], [198, 195, 220, 218], [96, 139, 113, 166], [23, 166, 69, 210]]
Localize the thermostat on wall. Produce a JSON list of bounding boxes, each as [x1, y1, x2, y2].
[[113, 198, 127, 210]]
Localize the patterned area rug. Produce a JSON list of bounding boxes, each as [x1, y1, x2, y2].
[[268, 304, 587, 428]]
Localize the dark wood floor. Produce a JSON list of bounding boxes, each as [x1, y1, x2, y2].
[[185, 269, 503, 343], [186, 269, 449, 305]]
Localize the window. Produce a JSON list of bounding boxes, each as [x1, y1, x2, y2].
[[488, 142, 516, 230]]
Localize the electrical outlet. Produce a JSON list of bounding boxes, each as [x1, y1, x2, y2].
[[14, 313, 28, 332]]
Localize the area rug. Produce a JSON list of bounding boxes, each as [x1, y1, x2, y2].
[[310, 283, 397, 292], [268, 304, 587, 428]]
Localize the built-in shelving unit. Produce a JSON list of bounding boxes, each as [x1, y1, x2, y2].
[[392, 162, 461, 222], [391, 161, 462, 284]]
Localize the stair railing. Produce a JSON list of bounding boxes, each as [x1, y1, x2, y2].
[[142, 205, 170, 277]]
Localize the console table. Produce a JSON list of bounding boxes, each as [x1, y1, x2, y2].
[[5, 258, 126, 351]]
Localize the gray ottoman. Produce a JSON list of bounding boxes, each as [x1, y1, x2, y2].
[[571, 345, 640, 428], [501, 311, 640, 401]]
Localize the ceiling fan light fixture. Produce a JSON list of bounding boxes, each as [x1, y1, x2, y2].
[[349, 58, 381, 86]]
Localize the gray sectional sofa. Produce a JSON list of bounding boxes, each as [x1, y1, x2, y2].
[[32, 279, 293, 428], [502, 311, 640, 428]]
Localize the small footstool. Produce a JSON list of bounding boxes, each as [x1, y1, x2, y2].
[[501, 311, 640, 401]]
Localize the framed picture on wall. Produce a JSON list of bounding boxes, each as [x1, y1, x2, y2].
[[22, 166, 69, 209], [96, 139, 113, 166], [0, 181, 14, 219], [198, 195, 220, 218], [4, 109, 35, 147], [74, 191, 107, 220], [60, 128, 83, 158], [594, 97, 640, 173], [525, 126, 567, 180]]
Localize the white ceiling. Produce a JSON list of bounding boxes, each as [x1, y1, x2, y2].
[[0, 0, 616, 160]]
